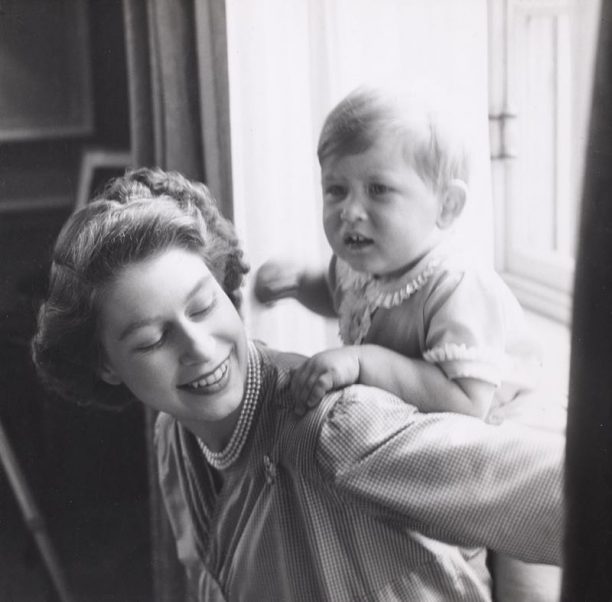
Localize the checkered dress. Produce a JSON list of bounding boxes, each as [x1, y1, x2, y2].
[[155, 342, 562, 601]]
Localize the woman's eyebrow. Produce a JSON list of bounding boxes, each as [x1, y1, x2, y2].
[[185, 275, 211, 302], [118, 276, 210, 341], [118, 317, 159, 342]]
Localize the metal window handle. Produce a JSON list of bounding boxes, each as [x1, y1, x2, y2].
[[489, 109, 519, 160]]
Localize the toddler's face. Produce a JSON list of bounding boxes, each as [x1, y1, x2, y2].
[[96, 247, 249, 428], [321, 134, 443, 278]]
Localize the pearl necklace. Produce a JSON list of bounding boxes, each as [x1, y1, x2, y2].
[[196, 341, 262, 470]]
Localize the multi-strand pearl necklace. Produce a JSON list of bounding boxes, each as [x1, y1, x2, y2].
[[196, 341, 262, 470]]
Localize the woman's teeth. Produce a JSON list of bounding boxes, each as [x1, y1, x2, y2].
[[186, 360, 229, 390]]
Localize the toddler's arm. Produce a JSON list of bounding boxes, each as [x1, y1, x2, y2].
[[292, 344, 494, 417], [254, 260, 336, 317], [357, 345, 494, 417]]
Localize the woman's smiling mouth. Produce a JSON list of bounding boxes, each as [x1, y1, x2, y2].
[[180, 357, 230, 393]]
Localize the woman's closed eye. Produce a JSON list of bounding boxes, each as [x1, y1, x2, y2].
[[134, 331, 167, 353], [189, 296, 216, 320], [130, 296, 216, 353]]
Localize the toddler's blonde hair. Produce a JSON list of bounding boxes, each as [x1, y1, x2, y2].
[[317, 86, 469, 194]]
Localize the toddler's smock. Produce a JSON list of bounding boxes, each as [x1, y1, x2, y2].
[[330, 239, 562, 426]]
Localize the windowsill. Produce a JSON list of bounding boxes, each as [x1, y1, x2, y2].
[[502, 272, 572, 325]]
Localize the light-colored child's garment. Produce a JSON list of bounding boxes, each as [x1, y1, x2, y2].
[[329, 238, 563, 428]]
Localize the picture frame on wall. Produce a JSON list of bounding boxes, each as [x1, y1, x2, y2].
[[0, 0, 93, 142], [75, 147, 133, 210]]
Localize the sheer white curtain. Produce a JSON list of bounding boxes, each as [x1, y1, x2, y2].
[[226, 0, 491, 354]]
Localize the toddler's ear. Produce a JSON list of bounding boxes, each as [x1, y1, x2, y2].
[[437, 179, 467, 229], [98, 360, 122, 386]]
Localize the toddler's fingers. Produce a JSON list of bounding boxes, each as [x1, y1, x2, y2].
[[292, 363, 328, 414], [299, 368, 320, 407], [306, 372, 334, 408], [291, 365, 314, 413]]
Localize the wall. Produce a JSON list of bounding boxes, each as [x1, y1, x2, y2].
[[0, 2, 151, 600]]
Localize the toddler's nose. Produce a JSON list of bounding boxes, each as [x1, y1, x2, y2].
[[340, 194, 366, 222]]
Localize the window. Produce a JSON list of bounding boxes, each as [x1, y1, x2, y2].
[[226, 0, 492, 354], [488, 0, 600, 323]]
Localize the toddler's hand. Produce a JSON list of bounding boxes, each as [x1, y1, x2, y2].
[[254, 260, 303, 304], [291, 347, 360, 415]]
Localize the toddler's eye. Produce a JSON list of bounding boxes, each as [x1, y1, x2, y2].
[[324, 184, 347, 201], [369, 183, 391, 196]]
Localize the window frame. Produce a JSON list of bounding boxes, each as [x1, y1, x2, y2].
[[488, 0, 598, 325]]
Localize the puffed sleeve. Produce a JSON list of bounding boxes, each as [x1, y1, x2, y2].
[[422, 267, 513, 385], [314, 385, 563, 565]]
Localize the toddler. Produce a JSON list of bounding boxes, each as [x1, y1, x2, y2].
[[255, 87, 563, 601]]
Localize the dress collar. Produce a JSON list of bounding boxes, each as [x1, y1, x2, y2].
[[336, 238, 453, 309], [335, 239, 456, 344]]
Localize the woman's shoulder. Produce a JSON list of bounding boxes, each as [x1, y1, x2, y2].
[[253, 339, 306, 394], [255, 340, 306, 372], [283, 385, 422, 481], [154, 411, 175, 441], [154, 412, 181, 467], [292, 385, 418, 454]]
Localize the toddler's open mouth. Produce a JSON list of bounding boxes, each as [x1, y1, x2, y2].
[[343, 232, 373, 250]]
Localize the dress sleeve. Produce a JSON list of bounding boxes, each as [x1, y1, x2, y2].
[[422, 268, 509, 385], [154, 413, 208, 596], [314, 385, 563, 565]]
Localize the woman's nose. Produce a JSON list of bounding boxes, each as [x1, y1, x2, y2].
[[179, 323, 216, 365], [340, 192, 366, 223]]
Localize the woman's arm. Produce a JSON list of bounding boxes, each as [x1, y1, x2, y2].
[[313, 386, 563, 565]]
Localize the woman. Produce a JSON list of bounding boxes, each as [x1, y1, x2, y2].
[[32, 168, 563, 601]]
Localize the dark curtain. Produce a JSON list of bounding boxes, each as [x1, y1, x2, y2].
[[121, 1, 233, 600], [563, 2, 612, 599], [122, 0, 233, 216]]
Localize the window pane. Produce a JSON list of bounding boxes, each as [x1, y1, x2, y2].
[[511, 10, 570, 257]]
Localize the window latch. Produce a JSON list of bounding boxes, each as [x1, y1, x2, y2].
[[489, 108, 518, 160]]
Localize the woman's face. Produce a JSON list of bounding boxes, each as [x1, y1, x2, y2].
[[97, 247, 248, 434]]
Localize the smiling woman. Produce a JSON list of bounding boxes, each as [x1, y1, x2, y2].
[[31, 167, 564, 601], [31, 170, 249, 411], [97, 248, 248, 450]]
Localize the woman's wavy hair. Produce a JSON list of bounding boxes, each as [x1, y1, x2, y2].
[[31, 167, 249, 410]]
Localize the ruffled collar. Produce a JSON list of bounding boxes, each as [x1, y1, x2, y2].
[[336, 240, 451, 344]]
